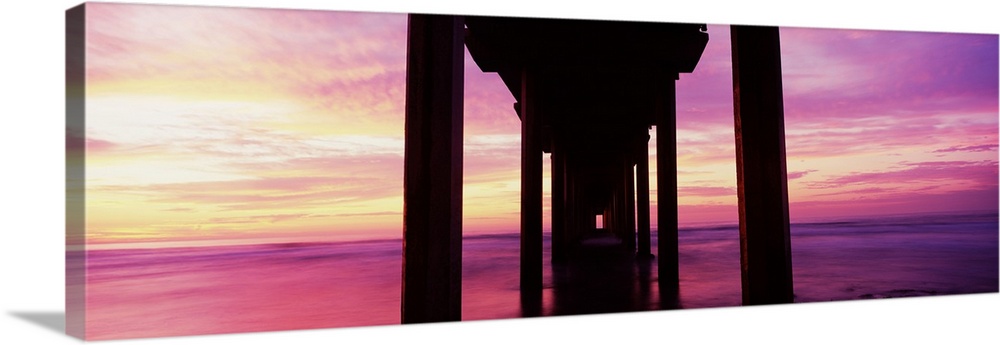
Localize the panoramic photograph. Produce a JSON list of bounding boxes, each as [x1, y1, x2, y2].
[[66, 2, 998, 340]]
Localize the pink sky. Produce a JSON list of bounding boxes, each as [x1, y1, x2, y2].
[[77, 3, 998, 246]]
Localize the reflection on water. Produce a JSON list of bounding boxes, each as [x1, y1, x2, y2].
[[80, 212, 998, 340], [83, 240, 404, 340]]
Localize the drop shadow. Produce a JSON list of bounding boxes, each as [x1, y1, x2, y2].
[[9, 311, 67, 335]]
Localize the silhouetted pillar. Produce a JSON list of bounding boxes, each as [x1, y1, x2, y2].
[[731, 25, 793, 305], [604, 191, 612, 234], [614, 181, 624, 239], [565, 153, 578, 250], [610, 179, 618, 235], [521, 67, 544, 293], [576, 169, 585, 239], [603, 207, 611, 233], [624, 158, 636, 250], [636, 134, 653, 258], [606, 196, 612, 233], [402, 14, 465, 323], [656, 74, 679, 287], [551, 143, 567, 263]]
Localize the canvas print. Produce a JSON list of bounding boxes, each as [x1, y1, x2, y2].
[[66, 2, 998, 340]]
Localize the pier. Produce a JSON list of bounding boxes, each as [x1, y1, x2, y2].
[[401, 14, 793, 323]]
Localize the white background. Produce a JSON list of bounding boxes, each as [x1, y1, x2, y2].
[[1, 1, 997, 344]]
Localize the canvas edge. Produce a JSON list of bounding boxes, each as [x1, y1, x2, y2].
[[65, 2, 87, 340]]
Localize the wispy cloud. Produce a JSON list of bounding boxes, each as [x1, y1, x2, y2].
[[787, 169, 818, 180], [933, 144, 999, 153], [781, 27, 998, 120], [678, 186, 736, 197], [332, 211, 402, 218], [206, 213, 321, 224], [806, 160, 998, 190]]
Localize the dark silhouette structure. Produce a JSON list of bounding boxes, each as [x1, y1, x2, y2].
[[401, 15, 465, 323], [730, 26, 794, 305], [402, 14, 792, 323]]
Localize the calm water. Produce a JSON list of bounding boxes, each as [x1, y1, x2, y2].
[[77, 212, 998, 340]]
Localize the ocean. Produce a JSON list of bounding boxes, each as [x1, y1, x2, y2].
[[76, 212, 998, 340]]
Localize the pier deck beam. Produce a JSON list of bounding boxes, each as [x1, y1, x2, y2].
[[401, 14, 465, 323], [731, 25, 794, 305]]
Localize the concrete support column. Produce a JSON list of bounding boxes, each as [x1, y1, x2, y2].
[[636, 133, 653, 258], [520, 67, 544, 293], [731, 25, 793, 305], [607, 192, 615, 235], [624, 158, 636, 250], [551, 142, 567, 263], [656, 74, 680, 287], [601, 205, 611, 230], [604, 188, 618, 236], [612, 179, 626, 240], [565, 154, 578, 251], [402, 14, 465, 323], [604, 206, 611, 234], [604, 189, 612, 234]]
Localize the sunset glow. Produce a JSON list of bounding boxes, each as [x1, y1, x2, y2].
[[81, 4, 998, 247]]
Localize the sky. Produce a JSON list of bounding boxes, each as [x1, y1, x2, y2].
[[74, 3, 999, 247]]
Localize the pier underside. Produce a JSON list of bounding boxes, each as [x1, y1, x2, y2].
[[402, 14, 792, 323]]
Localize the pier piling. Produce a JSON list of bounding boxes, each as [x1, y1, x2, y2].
[[401, 17, 795, 319], [731, 25, 794, 305], [401, 14, 465, 323]]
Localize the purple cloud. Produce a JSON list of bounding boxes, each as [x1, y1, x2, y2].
[[678, 186, 736, 197], [787, 169, 818, 180], [207, 213, 318, 224], [933, 144, 999, 153], [781, 27, 998, 121], [806, 160, 998, 189]]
